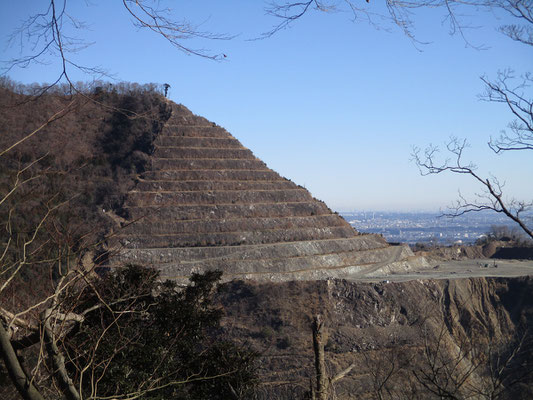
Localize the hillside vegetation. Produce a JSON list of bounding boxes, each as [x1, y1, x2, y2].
[[0, 80, 170, 289], [0, 82, 259, 399]]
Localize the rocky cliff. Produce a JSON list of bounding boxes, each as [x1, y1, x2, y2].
[[115, 102, 427, 281], [216, 276, 533, 399]]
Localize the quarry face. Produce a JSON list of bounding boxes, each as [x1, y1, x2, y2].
[[114, 102, 428, 282]]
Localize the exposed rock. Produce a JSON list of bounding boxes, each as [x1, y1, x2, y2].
[[216, 276, 533, 399], [114, 103, 427, 281], [416, 244, 485, 261]]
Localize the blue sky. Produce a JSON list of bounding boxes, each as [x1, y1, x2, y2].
[[1, 1, 531, 211]]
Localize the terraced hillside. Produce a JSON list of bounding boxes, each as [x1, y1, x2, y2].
[[116, 102, 427, 282]]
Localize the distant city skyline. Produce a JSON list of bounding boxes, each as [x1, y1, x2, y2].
[[1, 1, 531, 211]]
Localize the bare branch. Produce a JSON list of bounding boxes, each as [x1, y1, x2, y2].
[[261, 1, 321, 38], [261, 0, 511, 48], [43, 307, 81, 400], [481, 71, 533, 154], [412, 137, 533, 239], [499, 23, 533, 45], [121, 0, 234, 60], [330, 362, 356, 384]]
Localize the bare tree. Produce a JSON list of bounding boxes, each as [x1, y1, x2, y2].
[[264, 2, 533, 240], [0, 161, 94, 399], [1, 0, 233, 98], [362, 345, 410, 400], [1, 215, 256, 400], [309, 315, 355, 400], [412, 137, 533, 240], [412, 0, 532, 240], [412, 321, 533, 399], [413, 323, 482, 399]]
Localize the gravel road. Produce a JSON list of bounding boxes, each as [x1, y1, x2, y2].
[[358, 258, 533, 282]]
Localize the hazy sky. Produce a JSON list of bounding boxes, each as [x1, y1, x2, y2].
[[1, 1, 531, 211]]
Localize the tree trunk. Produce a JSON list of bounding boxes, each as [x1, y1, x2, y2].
[[43, 309, 81, 400], [313, 315, 329, 400], [0, 322, 45, 400]]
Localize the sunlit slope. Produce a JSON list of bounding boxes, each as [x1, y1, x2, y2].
[[116, 103, 427, 281]]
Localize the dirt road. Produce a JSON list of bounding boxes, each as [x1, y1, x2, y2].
[[359, 258, 533, 282]]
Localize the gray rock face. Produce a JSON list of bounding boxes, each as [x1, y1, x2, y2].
[[114, 102, 427, 282]]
